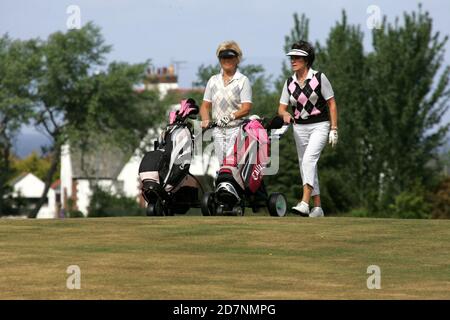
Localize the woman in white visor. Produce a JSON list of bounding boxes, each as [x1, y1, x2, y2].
[[200, 41, 253, 166], [278, 41, 339, 217]]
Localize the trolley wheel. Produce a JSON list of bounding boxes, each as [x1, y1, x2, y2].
[[146, 198, 166, 216], [233, 206, 245, 216], [201, 192, 216, 216], [267, 193, 287, 217]]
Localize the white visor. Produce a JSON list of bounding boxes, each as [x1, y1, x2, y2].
[[286, 49, 308, 57]]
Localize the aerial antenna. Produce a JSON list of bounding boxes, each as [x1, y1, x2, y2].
[[171, 59, 187, 76]]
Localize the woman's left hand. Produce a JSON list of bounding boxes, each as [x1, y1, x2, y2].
[[329, 129, 338, 148], [217, 113, 235, 127]]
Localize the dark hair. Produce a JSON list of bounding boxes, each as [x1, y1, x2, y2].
[[292, 41, 315, 68]]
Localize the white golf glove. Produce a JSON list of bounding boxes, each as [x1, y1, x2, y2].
[[329, 129, 338, 148], [217, 113, 235, 127]]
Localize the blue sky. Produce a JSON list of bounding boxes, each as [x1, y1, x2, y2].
[[1, 0, 449, 156]]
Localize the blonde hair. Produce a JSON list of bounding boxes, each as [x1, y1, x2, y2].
[[216, 40, 243, 63]]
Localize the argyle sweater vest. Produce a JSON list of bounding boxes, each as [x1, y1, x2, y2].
[[286, 72, 329, 124]]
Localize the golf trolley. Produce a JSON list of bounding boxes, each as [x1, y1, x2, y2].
[[138, 98, 205, 216], [201, 115, 290, 217]]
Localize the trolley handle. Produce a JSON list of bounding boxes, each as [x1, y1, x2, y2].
[[202, 121, 217, 134]]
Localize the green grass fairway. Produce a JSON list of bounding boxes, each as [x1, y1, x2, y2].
[[0, 216, 449, 299]]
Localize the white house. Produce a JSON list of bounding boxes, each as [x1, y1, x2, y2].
[[60, 142, 133, 215], [8, 172, 60, 219]]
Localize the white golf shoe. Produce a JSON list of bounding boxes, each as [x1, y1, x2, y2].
[[292, 201, 310, 216], [309, 207, 324, 218]]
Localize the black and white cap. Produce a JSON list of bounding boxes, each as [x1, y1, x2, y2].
[[286, 49, 309, 57]]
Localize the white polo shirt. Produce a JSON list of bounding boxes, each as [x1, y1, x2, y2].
[[203, 68, 252, 127]]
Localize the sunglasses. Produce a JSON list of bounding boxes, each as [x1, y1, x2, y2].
[[220, 56, 237, 60]]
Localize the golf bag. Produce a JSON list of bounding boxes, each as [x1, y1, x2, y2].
[[138, 98, 202, 216]]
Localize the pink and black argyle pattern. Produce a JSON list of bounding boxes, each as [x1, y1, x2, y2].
[[287, 72, 329, 124]]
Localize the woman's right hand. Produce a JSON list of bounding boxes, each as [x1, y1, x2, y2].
[[201, 119, 210, 129], [282, 113, 293, 124]]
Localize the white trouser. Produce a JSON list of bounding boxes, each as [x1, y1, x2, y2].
[[292, 121, 330, 196], [213, 127, 241, 166]]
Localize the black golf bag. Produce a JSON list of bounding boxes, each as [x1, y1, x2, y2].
[[138, 98, 203, 216]]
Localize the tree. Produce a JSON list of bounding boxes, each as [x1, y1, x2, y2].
[[28, 23, 164, 218], [430, 176, 450, 219], [192, 64, 220, 88], [0, 35, 40, 214], [365, 6, 450, 211], [314, 11, 368, 212]]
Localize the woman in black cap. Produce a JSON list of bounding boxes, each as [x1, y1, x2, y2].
[[200, 41, 253, 165], [278, 40, 339, 217]]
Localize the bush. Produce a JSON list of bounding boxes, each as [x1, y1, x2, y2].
[[318, 170, 357, 215], [347, 208, 371, 218], [88, 187, 145, 217], [388, 190, 431, 219], [67, 210, 84, 218], [430, 177, 450, 219]]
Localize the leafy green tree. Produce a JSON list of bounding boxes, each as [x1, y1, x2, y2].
[[440, 149, 450, 176], [0, 35, 40, 214], [192, 64, 220, 88], [388, 188, 431, 219], [430, 176, 450, 219], [365, 6, 450, 211], [28, 23, 164, 218], [314, 11, 368, 212]]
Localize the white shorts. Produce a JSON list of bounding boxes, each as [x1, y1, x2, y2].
[[292, 121, 330, 196]]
